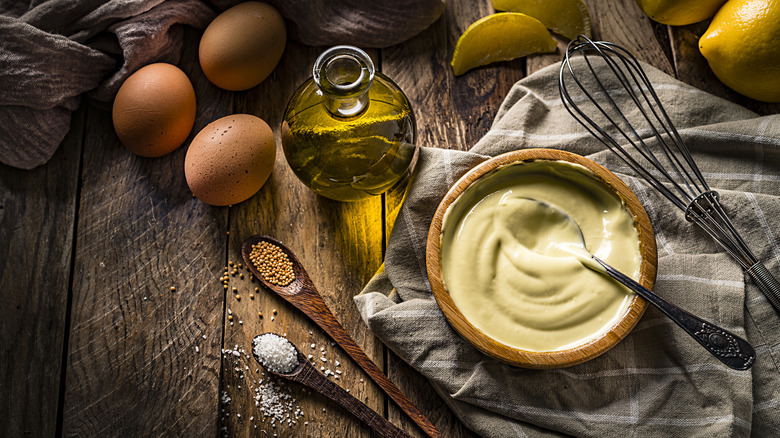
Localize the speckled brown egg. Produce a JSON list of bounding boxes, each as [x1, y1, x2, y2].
[[112, 63, 196, 157], [185, 114, 276, 206], [199, 2, 286, 91]]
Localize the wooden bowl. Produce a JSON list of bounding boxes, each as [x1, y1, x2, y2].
[[426, 149, 657, 369]]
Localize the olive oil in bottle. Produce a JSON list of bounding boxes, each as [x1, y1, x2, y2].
[[282, 46, 417, 202]]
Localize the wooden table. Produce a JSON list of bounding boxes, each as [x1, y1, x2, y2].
[[2, 0, 778, 436]]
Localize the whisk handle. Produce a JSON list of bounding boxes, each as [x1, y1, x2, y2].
[[747, 262, 780, 313]]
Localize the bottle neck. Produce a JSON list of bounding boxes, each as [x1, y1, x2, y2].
[[313, 46, 374, 118]]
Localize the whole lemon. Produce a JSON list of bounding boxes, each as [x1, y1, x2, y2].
[[699, 0, 780, 103], [634, 0, 727, 25]]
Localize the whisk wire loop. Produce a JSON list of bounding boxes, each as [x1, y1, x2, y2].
[[560, 42, 688, 210], [559, 36, 780, 314]]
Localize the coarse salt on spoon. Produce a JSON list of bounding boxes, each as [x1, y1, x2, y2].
[[251, 333, 413, 438], [242, 234, 442, 438]]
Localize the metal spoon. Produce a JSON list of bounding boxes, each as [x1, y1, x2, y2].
[[514, 198, 755, 370], [251, 333, 413, 438], [241, 234, 441, 438]]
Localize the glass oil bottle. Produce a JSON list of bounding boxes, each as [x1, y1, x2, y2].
[[281, 46, 417, 202]]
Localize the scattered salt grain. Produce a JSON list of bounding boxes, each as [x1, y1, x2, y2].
[[253, 334, 298, 373]]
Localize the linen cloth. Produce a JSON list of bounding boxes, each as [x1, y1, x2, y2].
[[0, 0, 445, 169], [355, 58, 780, 437]]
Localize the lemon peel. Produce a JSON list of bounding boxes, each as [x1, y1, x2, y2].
[[451, 13, 556, 76], [633, 0, 727, 26], [699, 0, 780, 102], [492, 0, 591, 39]]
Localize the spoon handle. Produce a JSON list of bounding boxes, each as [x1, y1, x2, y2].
[[297, 290, 442, 438], [292, 362, 413, 438], [592, 256, 755, 370]]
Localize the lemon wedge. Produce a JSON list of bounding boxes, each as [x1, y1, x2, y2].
[[451, 13, 556, 76], [492, 0, 591, 39]]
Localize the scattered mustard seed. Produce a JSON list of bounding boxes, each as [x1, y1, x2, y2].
[[249, 294, 254, 300], [248, 241, 295, 286], [228, 315, 233, 321], [170, 286, 176, 292], [272, 309, 277, 315], [258, 312, 263, 318]]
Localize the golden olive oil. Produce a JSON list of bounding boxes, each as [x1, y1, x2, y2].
[[282, 46, 417, 202]]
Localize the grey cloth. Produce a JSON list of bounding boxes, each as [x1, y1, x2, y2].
[[0, 0, 445, 169], [0, 0, 214, 169], [355, 59, 780, 437]]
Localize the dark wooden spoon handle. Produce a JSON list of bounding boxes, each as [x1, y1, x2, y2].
[[294, 288, 442, 438], [291, 361, 412, 438], [241, 235, 441, 438]]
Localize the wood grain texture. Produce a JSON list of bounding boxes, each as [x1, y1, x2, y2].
[[425, 149, 656, 369], [222, 41, 388, 437], [260, 346, 413, 438], [3, 1, 778, 437], [241, 235, 439, 438], [61, 28, 228, 436], [585, 0, 674, 74], [383, 1, 525, 153], [0, 101, 84, 438]]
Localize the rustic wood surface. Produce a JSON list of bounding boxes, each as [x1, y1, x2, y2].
[[240, 234, 440, 437], [1, 0, 778, 437]]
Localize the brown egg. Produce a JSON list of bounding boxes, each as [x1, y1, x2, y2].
[[199, 2, 286, 91], [112, 63, 196, 157], [185, 114, 276, 206]]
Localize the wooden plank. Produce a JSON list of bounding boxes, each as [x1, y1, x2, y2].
[[0, 101, 84, 438], [220, 41, 387, 437], [61, 28, 229, 436], [384, 1, 525, 154], [579, 0, 673, 74]]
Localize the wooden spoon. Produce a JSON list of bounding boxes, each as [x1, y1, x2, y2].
[[251, 333, 413, 438], [242, 234, 442, 438]]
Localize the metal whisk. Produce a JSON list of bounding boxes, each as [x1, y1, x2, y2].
[[558, 36, 780, 313]]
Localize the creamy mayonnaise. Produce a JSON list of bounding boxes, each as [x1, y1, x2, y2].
[[440, 160, 641, 352]]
